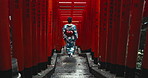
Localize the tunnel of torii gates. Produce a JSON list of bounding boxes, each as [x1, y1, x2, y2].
[[0, 0, 148, 78]]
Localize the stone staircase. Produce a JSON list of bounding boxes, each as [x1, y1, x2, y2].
[[51, 54, 95, 78]]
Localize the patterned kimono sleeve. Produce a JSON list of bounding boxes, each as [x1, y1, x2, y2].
[[73, 25, 78, 39], [62, 25, 67, 39]]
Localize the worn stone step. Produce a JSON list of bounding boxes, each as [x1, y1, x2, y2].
[[51, 54, 96, 78], [52, 73, 92, 75], [51, 75, 95, 78]]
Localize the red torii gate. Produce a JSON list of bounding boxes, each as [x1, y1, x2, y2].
[[0, 0, 148, 78], [0, 0, 12, 78]]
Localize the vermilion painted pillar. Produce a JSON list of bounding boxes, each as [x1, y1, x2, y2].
[[143, 0, 148, 17], [38, 0, 44, 70], [38, 0, 48, 70], [81, 0, 91, 51], [56, 0, 63, 51], [90, 0, 98, 64], [52, 0, 60, 51], [88, 0, 93, 56], [52, 0, 58, 51], [52, 0, 55, 51], [42, 0, 48, 69], [90, 0, 95, 53], [47, 0, 53, 65], [99, 0, 108, 69], [22, 0, 33, 77], [85, 0, 92, 51], [30, 0, 38, 75], [10, 0, 24, 74], [93, 0, 100, 64], [126, 0, 145, 77], [0, 0, 12, 78], [79, 0, 91, 51], [116, 0, 132, 76], [142, 29, 148, 78], [106, 0, 114, 71], [38, 0, 46, 71], [39, 0, 43, 69], [36, 0, 42, 72], [110, 0, 121, 74]]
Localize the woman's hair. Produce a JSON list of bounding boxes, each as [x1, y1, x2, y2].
[[67, 17, 72, 23]]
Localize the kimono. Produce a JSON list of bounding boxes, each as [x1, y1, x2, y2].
[[62, 24, 78, 56]]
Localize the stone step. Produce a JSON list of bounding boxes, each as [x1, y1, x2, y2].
[[54, 70, 91, 73], [51, 53, 96, 78], [52, 73, 92, 75], [51, 75, 95, 78]]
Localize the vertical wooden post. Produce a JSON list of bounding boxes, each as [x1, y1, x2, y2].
[[126, 0, 145, 77], [10, 0, 24, 74], [116, 0, 131, 76], [110, 0, 121, 74], [42, 0, 48, 69], [143, 0, 148, 17], [141, 28, 148, 78], [90, 0, 99, 64], [39, 0, 43, 70], [0, 0, 12, 78], [22, 0, 33, 77], [36, 0, 42, 72], [52, 0, 58, 51], [83, 0, 94, 58], [38, 0, 48, 70], [83, 0, 92, 51], [30, 0, 39, 75], [99, 0, 108, 69], [92, 0, 100, 64], [47, 0, 53, 65], [106, 0, 114, 71]]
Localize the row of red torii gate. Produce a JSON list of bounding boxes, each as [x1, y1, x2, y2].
[[0, 0, 148, 78]]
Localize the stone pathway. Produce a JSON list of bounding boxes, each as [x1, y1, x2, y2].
[[51, 54, 95, 78]]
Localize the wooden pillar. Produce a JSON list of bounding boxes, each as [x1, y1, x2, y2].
[[82, 0, 91, 51], [42, 0, 48, 69], [126, 0, 145, 77], [0, 0, 12, 78], [52, 0, 58, 51], [105, 0, 114, 71], [90, 0, 95, 54], [99, 0, 108, 69], [22, 0, 33, 77], [93, 0, 100, 64], [87, 0, 92, 51], [143, 0, 148, 17], [141, 28, 148, 78], [90, 0, 99, 64], [30, 0, 39, 75], [10, 0, 24, 74], [110, 0, 121, 74], [116, 0, 131, 76], [38, 0, 48, 70], [47, 0, 53, 65], [36, 0, 42, 72]]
